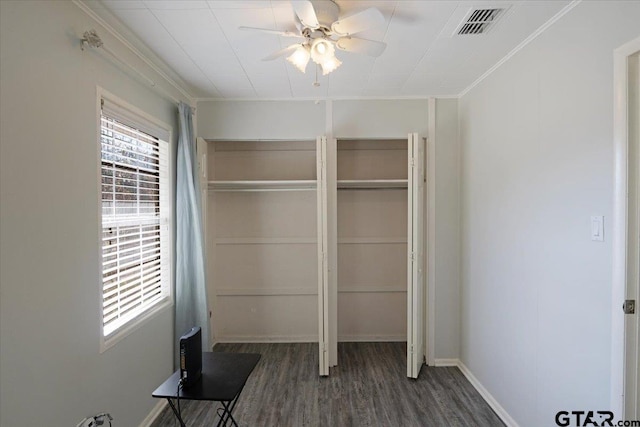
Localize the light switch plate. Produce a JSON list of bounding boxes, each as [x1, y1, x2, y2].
[[591, 215, 604, 241]]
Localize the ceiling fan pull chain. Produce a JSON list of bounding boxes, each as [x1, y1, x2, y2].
[[313, 63, 320, 87]]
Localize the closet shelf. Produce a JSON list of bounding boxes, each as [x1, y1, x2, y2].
[[337, 179, 408, 189], [208, 180, 317, 191], [215, 237, 317, 245], [338, 237, 407, 245], [338, 285, 408, 293], [216, 287, 318, 297]]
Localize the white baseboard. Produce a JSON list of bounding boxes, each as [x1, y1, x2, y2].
[[434, 358, 459, 367], [456, 361, 520, 427], [139, 400, 167, 427]]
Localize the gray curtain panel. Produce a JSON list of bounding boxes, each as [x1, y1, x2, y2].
[[175, 102, 210, 368]]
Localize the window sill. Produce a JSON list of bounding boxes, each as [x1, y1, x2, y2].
[[100, 297, 173, 353]]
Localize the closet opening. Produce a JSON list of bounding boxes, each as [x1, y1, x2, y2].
[[336, 138, 409, 346], [202, 136, 422, 378], [205, 139, 328, 375], [335, 135, 425, 378]]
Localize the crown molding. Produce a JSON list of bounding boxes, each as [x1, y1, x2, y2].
[[194, 95, 449, 103], [72, 0, 196, 105], [458, 0, 582, 98]]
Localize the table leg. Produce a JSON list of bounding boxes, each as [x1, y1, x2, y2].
[[216, 401, 240, 427], [166, 398, 187, 427]]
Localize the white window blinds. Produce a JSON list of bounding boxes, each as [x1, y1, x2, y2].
[[100, 101, 170, 338]]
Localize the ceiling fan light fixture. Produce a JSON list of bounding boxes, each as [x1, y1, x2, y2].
[[310, 39, 335, 64], [321, 56, 342, 75], [287, 45, 311, 73], [246, 1, 388, 78]]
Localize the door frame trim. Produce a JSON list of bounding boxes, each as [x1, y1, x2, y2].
[[611, 35, 640, 417]]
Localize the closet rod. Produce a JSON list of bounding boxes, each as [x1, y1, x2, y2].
[[214, 148, 317, 153], [207, 138, 316, 143], [208, 180, 317, 192], [337, 180, 408, 190], [337, 187, 408, 191], [209, 188, 317, 193]]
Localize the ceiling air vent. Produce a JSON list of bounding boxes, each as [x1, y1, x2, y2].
[[457, 8, 504, 35]]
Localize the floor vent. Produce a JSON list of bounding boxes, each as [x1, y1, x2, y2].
[[457, 8, 504, 35]]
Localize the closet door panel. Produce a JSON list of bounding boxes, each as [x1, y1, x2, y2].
[[407, 132, 425, 379], [317, 136, 330, 376], [338, 293, 407, 341], [217, 295, 318, 341], [215, 192, 317, 238]]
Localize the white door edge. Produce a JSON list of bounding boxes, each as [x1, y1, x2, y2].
[[612, 36, 640, 418]]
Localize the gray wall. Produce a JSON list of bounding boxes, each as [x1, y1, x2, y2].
[[458, 2, 640, 425], [0, 1, 182, 425]]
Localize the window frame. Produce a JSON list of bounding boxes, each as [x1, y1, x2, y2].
[[97, 87, 173, 353]]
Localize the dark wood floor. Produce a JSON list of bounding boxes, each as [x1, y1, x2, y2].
[[151, 342, 504, 427]]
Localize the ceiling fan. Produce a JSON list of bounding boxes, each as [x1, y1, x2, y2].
[[240, 0, 387, 77]]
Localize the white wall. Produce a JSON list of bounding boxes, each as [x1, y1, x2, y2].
[[459, 2, 640, 426], [434, 99, 460, 360], [0, 1, 184, 426], [197, 100, 325, 140], [332, 99, 429, 138]]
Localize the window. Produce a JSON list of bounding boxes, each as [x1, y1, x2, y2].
[[99, 94, 171, 347]]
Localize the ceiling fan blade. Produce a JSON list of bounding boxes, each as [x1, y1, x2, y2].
[[262, 44, 302, 61], [292, 1, 319, 29], [331, 8, 385, 36], [239, 26, 303, 39], [335, 37, 386, 57]]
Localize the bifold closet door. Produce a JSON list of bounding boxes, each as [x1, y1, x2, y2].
[[317, 136, 330, 376], [197, 137, 211, 346], [407, 132, 425, 379]]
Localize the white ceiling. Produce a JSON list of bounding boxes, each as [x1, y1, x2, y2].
[[91, 0, 571, 100]]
